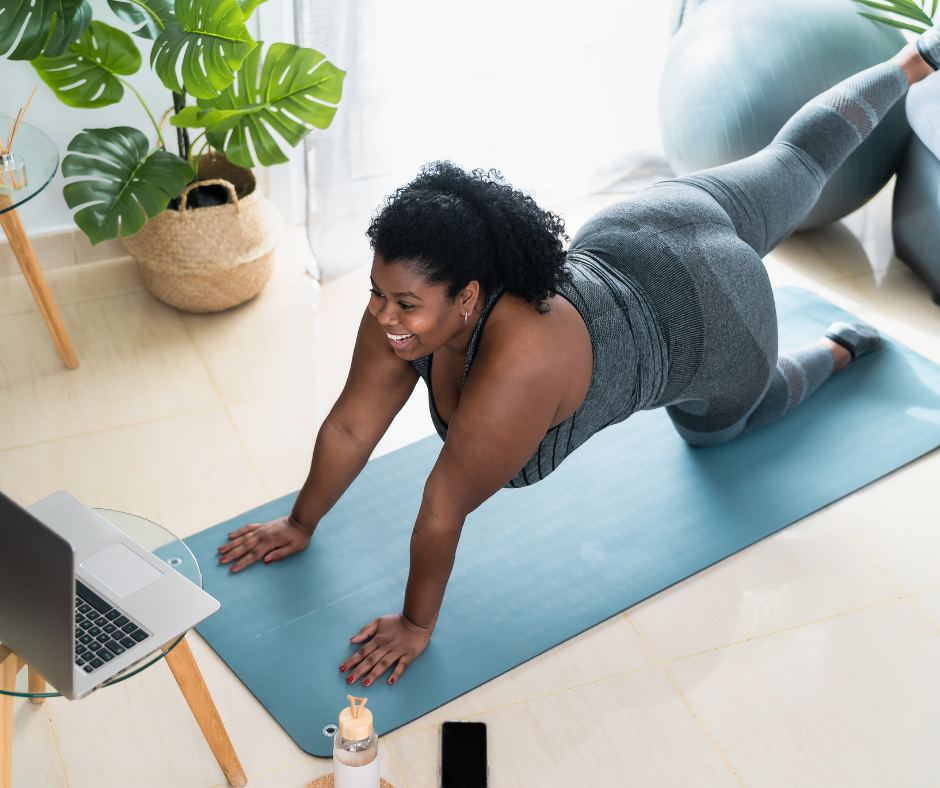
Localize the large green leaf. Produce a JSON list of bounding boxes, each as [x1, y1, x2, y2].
[[171, 42, 345, 168], [32, 21, 142, 109], [0, 0, 92, 59], [107, 0, 175, 40], [858, 10, 929, 31], [151, 0, 256, 99], [852, 0, 935, 31], [237, 0, 268, 19], [62, 127, 194, 245]]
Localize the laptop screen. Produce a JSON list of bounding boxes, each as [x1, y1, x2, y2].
[[0, 490, 75, 697]]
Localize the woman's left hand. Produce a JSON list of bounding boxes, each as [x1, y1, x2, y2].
[[340, 613, 432, 687]]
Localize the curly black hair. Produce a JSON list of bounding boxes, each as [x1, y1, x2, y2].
[[366, 161, 570, 313]]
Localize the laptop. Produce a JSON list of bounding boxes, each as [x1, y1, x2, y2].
[[0, 490, 220, 700]]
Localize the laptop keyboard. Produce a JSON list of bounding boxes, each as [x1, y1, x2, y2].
[[74, 580, 151, 674]]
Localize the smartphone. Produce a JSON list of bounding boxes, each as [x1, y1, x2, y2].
[[440, 721, 488, 788]]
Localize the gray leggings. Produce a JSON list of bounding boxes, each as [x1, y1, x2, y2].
[[660, 62, 909, 445]]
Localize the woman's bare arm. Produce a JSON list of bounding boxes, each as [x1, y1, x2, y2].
[[291, 308, 420, 528], [403, 326, 566, 626], [341, 317, 568, 684], [219, 308, 419, 571]]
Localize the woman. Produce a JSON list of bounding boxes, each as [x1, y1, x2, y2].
[[219, 36, 940, 687]]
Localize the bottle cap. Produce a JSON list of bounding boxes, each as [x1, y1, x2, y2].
[[338, 695, 373, 741]]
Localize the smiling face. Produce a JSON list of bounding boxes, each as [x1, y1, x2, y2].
[[369, 255, 481, 360]]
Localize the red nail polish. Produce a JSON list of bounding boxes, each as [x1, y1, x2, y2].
[[389, 678, 396, 685], [264, 556, 271, 563], [346, 675, 355, 684], [339, 665, 347, 672], [362, 679, 371, 687]]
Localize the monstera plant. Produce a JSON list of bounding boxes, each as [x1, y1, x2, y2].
[[0, 0, 344, 245]]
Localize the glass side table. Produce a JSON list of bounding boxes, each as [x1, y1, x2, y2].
[[0, 115, 78, 369], [0, 510, 246, 788]]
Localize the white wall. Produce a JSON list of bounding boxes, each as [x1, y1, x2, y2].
[[0, 0, 306, 237]]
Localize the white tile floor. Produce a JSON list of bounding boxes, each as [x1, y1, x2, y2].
[[2, 179, 939, 787]]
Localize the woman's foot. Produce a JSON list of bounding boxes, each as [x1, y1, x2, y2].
[[822, 321, 882, 373], [890, 42, 935, 86], [916, 26, 940, 72]]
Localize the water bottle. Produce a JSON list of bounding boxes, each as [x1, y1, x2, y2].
[[333, 695, 379, 788]]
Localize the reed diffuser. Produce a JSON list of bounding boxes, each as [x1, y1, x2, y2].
[[0, 85, 37, 195]]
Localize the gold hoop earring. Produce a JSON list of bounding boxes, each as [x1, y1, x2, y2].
[[464, 310, 468, 324]]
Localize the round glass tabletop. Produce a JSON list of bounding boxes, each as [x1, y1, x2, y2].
[[0, 509, 202, 698], [0, 116, 59, 214]]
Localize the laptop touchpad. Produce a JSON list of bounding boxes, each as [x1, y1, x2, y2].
[[81, 544, 164, 598]]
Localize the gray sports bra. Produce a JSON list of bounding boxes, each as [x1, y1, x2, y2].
[[410, 238, 703, 487]]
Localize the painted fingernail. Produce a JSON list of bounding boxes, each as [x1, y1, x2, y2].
[[389, 678, 396, 685], [346, 675, 355, 684], [264, 556, 271, 563], [339, 664, 347, 672], [362, 679, 371, 687]]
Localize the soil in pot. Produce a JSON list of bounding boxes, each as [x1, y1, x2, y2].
[[197, 151, 256, 198], [168, 182, 233, 210], [166, 151, 258, 211]]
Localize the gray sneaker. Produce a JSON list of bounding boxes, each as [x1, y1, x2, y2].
[[825, 321, 882, 361]]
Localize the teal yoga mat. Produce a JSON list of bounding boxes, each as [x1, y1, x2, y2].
[[177, 287, 940, 757]]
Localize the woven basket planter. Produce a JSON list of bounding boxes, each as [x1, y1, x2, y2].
[[125, 162, 283, 313]]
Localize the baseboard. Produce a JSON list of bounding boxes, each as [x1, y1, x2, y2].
[[0, 227, 131, 278]]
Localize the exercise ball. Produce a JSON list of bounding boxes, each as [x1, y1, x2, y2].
[[893, 134, 940, 303], [892, 70, 940, 302], [659, 0, 911, 230]]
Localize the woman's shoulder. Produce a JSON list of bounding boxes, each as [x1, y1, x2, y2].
[[473, 291, 590, 378], [489, 290, 578, 336]]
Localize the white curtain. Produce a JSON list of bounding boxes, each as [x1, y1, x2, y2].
[[295, 0, 672, 280]]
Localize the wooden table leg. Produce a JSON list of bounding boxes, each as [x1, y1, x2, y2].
[[164, 636, 247, 787], [1, 647, 24, 788], [0, 196, 79, 370], [27, 668, 45, 704]]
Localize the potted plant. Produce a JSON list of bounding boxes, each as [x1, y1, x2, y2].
[[0, 0, 344, 312]]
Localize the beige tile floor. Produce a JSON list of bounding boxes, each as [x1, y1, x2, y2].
[[2, 178, 939, 787]]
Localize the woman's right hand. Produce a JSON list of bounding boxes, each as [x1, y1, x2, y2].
[[217, 516, 313, 572]]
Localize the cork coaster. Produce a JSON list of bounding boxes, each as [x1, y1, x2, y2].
[[303, 776, 395, 788]]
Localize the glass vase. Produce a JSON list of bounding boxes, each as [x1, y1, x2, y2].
[[0, 153, 27, 194]]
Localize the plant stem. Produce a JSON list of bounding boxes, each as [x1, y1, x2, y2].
[[172, 92, 192, 162], [188, 131, 208, 169], [118, 78, 164, 148], [119, 0, 166, 29]]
